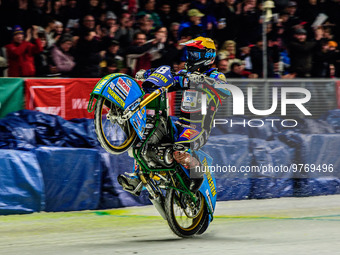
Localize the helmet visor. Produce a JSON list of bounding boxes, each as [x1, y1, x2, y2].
[[186, 48, 205, 63]]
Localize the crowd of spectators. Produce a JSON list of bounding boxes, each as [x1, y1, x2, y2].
[[0, 0, 340, 79]]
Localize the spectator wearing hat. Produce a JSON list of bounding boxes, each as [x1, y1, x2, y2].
[[104, 11, 117, 28], [100, 12, 119, 48], [101, 40, 125, 74], [101, 44, 127, 76], [178, 9, 205, 38], [5, 25, 43, 77], [137, 0, 162, 29], [288, 28, 319, 77], [284, 1, 303, 39], [51, 33, 76, 76]]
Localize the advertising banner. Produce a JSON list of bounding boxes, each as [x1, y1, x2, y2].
[[0, 78, 24, 118], [25, 78, 100, 119]]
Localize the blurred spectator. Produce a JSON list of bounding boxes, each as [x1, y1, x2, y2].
[[218, 40, 237, 60], [101, 58, 119, 76], [74, 29, 103, 77], [84, 0, 102, 20], [115, 13, 135, 48], [101, 40, 125, 74], [51, 33, 76, 76], [323, 0, 340, 41], [226, 62, 243, 78], [52, 21, 64, 44], [74, 14, 97, 37], [168, 22, 180, 46], [137, 0, 162, 28], [312, 39, 337, 78], [178, 9, 205, 39], [61, 0, 81, 33], [0, 0, 338, 80], [106, 0, 123, 17], [104, 11, 117, 29], [0, 47, 8, 77], [328, 41, 340, 77], [151, 26, 179, 68], [250, 37, 264, 77], [250, 36, 279, 78], [288, 28, 318, 77], [101, 13, 119, 48], [217, 59, 229, 75], [41, 16, 57, 48], [158, 2, 173, 29], [50, 0, 63, 21], [125, 31, 165, 75], [237, 43, 253, 71], [172, 2, 190, 23], [34, 31, 57, 77], [25, 0, 49, 27], [135, 14, 154, 39], [299, 0, 320, 26], [190, 0, 216, 38], [5, 25, 43, 77], [237, 0, 261, 45], [214, 0, 239, 44]]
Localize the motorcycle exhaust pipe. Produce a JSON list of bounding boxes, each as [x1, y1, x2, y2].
[[149, 196, 167, 220], [139, 173, 167, 220]]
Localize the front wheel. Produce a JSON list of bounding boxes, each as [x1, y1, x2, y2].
[[164, 188, 209, 237], [94, 96, 136, 154]]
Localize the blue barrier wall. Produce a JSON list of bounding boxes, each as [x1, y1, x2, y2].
[[1, 109, 340, 214], [35, 147, 102, 212], [0, 150, 45, 214]]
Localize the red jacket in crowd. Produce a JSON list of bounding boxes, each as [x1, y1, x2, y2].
[[5, 39, 43, 77]]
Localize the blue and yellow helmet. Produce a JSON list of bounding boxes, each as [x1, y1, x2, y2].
[[180, 37, 216, 72]]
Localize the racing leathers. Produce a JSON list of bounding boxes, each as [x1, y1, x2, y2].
[[118, 66, 231, 195], [171, 67, 231, 151]]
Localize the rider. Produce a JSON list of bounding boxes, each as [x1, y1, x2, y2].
[[118, 36, 231, 195]]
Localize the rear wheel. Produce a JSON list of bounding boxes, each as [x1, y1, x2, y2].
[[165, 188, 209, 237], [94, 96, 136, 154]]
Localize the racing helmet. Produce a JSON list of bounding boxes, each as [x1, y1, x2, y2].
[[180, 37, 216, 72]]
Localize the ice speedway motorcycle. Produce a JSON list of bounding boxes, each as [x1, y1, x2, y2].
[[87, 65, 217, 237]]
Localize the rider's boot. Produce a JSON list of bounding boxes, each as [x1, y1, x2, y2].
[[173, 150, 203, 193], [117, 173, 143, 196]]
